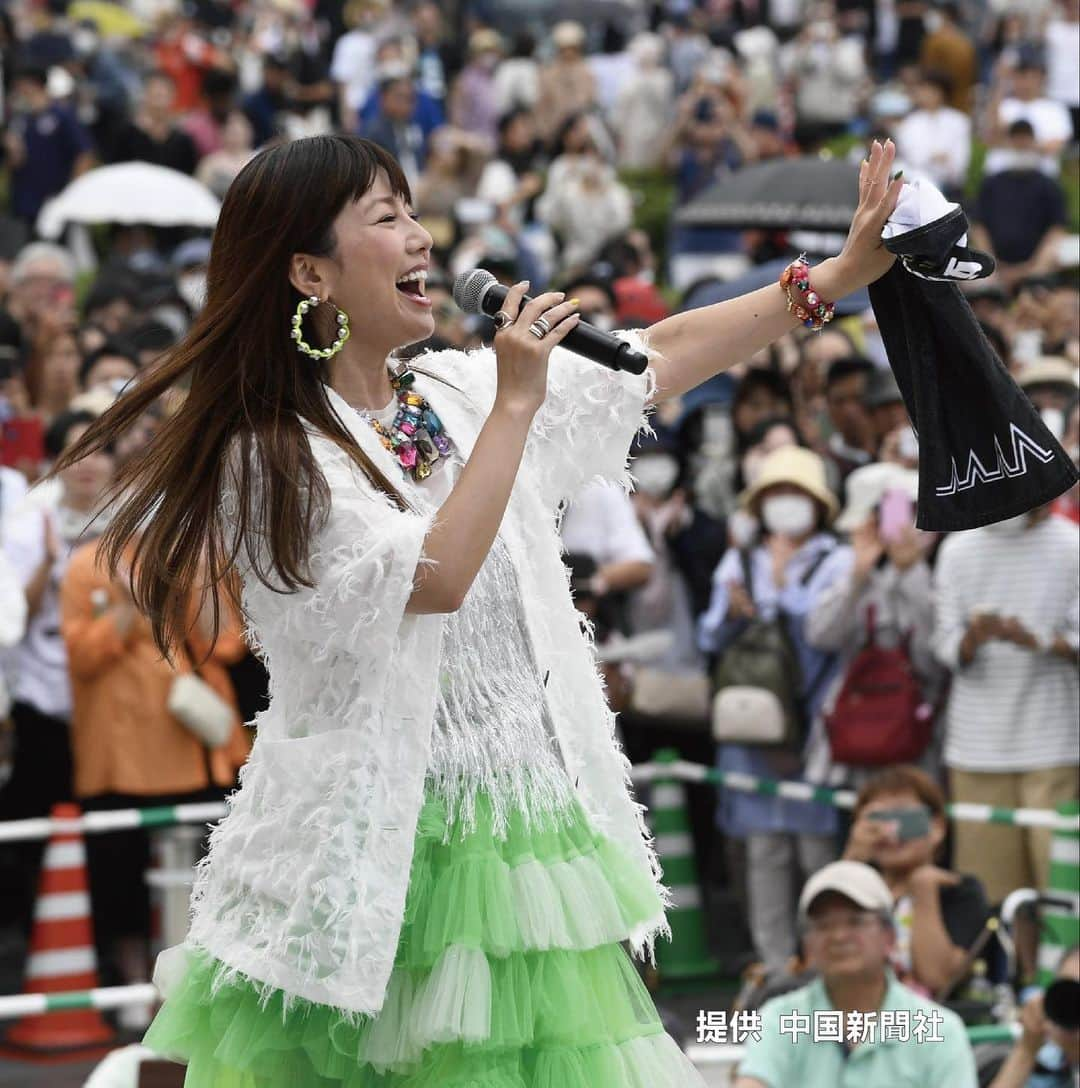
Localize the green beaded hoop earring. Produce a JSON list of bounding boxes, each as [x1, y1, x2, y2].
[[290, 295, 350, 360]]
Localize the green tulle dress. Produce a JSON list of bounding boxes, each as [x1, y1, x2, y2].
[[142, 779, 701, 1087]]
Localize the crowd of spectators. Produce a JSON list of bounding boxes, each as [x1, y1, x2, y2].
[[0, 0, 1077, 1077]]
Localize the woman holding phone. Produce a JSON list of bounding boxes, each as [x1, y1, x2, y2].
[[804, 460, 942, 781], [842, 765, 991, 997]]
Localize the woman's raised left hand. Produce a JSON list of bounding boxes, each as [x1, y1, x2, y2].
[[821, 139, 905, 299]]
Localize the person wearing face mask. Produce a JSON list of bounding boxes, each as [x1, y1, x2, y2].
[[535, 117, 633, 277], [4, 65, 96, 226], [698, 446, 852, 978], [623, 430, 723, 906], [171, 238, 212, 317], [79, 341, 140, 395], [558, 273, 619, 333], [804, 461, 941, 788], [475, 108, 546, 236], [932, 504, 1079, 906], [448, 29, 504, 147], [1016, 358, 1080, 445], [559, 473, 655, 647], [626, 429, 716, 673]]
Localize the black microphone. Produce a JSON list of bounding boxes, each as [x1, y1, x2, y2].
[[452, 269, 649, 376]]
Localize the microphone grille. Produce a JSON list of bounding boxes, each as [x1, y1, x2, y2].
[[452, 269, 497, 314]]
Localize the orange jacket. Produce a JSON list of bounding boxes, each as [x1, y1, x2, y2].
[[60, 540, 252, 799]]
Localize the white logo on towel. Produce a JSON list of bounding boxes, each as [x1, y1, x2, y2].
[[903, 255, 989, 282], [942, 257, 985, 280], [935, 423, 1055, 496]]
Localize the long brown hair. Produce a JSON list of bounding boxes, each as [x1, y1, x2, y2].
[[52, 136, 415, 658]]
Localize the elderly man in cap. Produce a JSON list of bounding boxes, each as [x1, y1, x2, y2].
[[735, 860, 977, 1088]]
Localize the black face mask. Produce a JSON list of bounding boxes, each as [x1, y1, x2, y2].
[[868, 204, 1079, 531]]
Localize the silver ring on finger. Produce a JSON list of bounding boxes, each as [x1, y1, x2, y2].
[[533, 315, 552, 335], [492, 310, 513, 332], [527, 322, 546, 340]]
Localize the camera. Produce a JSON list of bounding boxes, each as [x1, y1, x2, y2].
[[1043, 978, 1080, 1032]]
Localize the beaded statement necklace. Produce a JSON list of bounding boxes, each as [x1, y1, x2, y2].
[[354, 364, 454, 483]]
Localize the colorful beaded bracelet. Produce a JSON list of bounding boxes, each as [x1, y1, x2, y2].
[[779, 256, 836, 331]]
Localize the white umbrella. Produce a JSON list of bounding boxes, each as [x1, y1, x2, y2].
[[36, 162, 221, 238]]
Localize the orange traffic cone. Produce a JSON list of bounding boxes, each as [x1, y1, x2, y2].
[[1, 802, 115, 1061]]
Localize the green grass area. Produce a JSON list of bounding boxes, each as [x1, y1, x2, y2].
[[619, 166, 677, 272]]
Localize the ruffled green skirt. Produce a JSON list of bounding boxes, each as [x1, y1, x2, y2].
[[143, 783, 700, 1086]]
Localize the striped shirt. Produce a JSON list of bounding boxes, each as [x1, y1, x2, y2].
[[933, 516, 1080, 772]]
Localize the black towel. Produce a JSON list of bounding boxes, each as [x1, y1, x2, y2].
[[867, 188, 1078, 532]]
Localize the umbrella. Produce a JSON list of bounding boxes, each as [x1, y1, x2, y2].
[[37, 163, 221, 238], [68, 1, 146, 38], [674, 156, 861, 232]]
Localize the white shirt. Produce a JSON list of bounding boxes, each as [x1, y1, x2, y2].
[[535, 156, 634, 273], [985, 97, 1074, 176], [895, 107, 972, 190], [933, 516, 1080, 771], [588, 51, 636, 114], [0, 549, 24, 721], [0, 549, 25, 651], [561, 478, 655, 568], [1045, 18, 1080, 107], [329, 29, 378, 114], [476, 159, 519, 206], [0, 501, 77, 719], [0, 467, 28, 524], [491, 57, 540, 113]]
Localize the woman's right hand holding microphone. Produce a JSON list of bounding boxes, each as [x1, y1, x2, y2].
[[490, 281, 581, 418]]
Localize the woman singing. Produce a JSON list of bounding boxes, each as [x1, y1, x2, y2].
[[56, 134, 900, 1085]]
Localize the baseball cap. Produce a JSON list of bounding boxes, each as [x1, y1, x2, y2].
[[798, 861, 895, 920]]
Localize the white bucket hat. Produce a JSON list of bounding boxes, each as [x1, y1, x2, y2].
[[835, 462, 919, 533]]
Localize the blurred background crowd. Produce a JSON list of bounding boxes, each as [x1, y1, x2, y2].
[[0, 0, 1076, 1073]]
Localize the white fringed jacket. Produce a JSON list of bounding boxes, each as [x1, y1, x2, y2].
[[181, 332, 672, 1015]]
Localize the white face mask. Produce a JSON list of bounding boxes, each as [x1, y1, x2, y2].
[[897, 426, 919, 461], [1040, 407, 1066, 440], [634, 454, 680, 497], [583, 310, 615, 332], [177, 272, 207, 313], [761, 493, 817, 538]]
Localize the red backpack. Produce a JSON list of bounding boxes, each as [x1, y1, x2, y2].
[[825, 605, 934, 766]]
